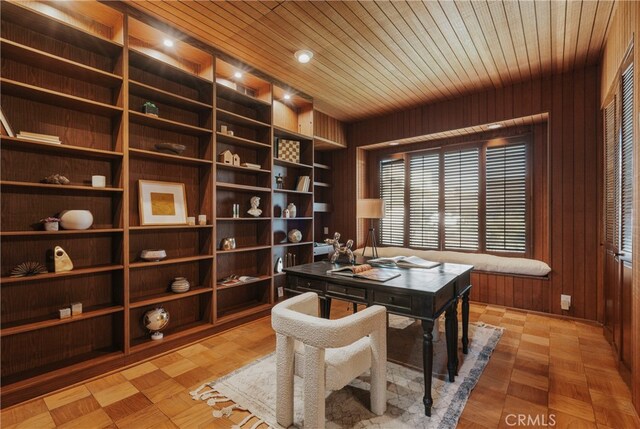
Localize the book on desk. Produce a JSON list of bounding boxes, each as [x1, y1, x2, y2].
[[368, 255, 440, 269], [326, 264, 401, 282]]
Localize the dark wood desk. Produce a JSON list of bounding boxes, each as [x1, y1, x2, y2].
[[283, 260, 473, 416]]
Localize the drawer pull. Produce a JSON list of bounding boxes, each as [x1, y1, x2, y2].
[[389, 296, 395, 303], [306, 282, 311, 287]]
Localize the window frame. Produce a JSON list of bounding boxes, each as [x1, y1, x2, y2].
[[377, 134, 533, 258]]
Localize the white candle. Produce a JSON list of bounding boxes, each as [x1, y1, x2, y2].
[[91, 175, 106, 188], [198, 214, 207, 225]]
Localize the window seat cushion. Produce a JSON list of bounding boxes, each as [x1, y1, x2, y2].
[[358, 246, 551, 277]]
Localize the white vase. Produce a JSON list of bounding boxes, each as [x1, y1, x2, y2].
[[286, 203, 296, 218], [59, 210, 94, 230]]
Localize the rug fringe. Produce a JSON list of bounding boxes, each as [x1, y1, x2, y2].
[[192, 382, 273, 428]]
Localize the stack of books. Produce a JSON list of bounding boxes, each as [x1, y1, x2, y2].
[[16, 131, 61, 144], [296, 175, 310, 192]]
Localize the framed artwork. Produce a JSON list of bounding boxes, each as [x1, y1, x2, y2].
[[138, 180, 188, 225]]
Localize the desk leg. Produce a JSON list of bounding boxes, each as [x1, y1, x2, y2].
[[462, 291, 470, 354], [422, 320, 434, 416], [445, 300, 458, 382], [320, 297, 332, 319]]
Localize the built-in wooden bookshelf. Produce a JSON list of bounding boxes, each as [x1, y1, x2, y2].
[[313, 155, 334, 244], [126, 16, 215, 355], [214, 59, 275, 322], [0, 0, 126, 406], [271, 87, 315, 300], [0, 1, 327, 408]]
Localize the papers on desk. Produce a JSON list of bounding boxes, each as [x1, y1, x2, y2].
[[327, 264, 401, 282], [368, 255, 440, 269]]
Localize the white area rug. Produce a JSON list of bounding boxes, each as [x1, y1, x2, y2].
[[191, 322, 502, 428]]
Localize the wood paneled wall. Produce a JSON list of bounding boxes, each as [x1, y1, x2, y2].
[[314, 110, 346, 148], [599, 0, 640, 412], [337, 66, 601, 322]]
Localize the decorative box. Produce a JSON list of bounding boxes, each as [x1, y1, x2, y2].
[[71, 302, 83, 315], [278, 139, 300, 164]]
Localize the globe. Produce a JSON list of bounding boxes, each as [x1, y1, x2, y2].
[[143, 307, 170, 333]]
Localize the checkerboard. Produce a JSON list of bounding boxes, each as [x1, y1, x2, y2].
[[279, 139, 300, 163]]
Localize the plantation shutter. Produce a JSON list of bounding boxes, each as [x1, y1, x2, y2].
[[444, 148, 479, 250], [409, 152, 440, 248], [620, 64, 634, 255], [379, 158, 405, 246], [485, 143, 527, 252], [604, 99, 618, 247]]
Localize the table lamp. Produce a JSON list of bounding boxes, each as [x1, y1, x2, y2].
[[357, 199, 386, 258]]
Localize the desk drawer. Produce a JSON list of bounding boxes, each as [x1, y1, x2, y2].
[[327, 283, 366, 299], [294, 277, 325, 292], [373, 291, 411, 311]]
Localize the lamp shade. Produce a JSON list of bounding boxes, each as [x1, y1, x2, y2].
[[357, 199, 386, 219]]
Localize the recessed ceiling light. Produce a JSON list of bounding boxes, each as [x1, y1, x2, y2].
[[234, 71, 243, 79], [284, 94, 291, 100], [389, 142, 400, 146], [487, 123, 503, 130], [163, 39, 174, 48], [294, 49, 313, 63]]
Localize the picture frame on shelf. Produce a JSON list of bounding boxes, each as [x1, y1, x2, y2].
[[138, 180, 188, 225]]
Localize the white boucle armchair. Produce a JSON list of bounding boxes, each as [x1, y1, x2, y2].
[[271, 292, 387, 429]]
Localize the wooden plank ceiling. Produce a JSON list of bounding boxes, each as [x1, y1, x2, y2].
[[129, 0, 615, 122]]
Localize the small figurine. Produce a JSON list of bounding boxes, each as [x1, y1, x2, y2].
[[325, 232, 355, 264], [247, 196, 262, 217], [275, 173, 284, 189]]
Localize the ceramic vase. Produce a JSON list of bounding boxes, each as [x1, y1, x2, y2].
[[59, 210, 93, 230], [171, 277, 190, 293], [286, 203, 296, 218]]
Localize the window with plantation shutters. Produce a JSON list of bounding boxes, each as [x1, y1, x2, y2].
[[409, 152, 440, 248], [485, 143, 527, 252], [379, 159, 405, 246], [604, 99, 618, 247], [378, 136, 531, 255], [444, 148, 479, 250], [620, 63, 633, 256]]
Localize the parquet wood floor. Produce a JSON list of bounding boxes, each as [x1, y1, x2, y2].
[[2, 302, 638, 428]]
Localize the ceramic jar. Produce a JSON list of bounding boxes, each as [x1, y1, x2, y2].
[[171, 277, 190, 293], [286, 203, 296, 218], [59, 210, 93, 230]]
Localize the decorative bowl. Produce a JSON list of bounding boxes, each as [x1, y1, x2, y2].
[[140, 249, 167, 261]]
